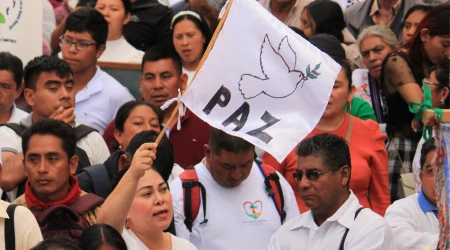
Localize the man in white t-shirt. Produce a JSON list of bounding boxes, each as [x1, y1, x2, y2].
[[60, 7, 134, 134], [0, 56, 110, 202], [170, 128, 299, 250], [0, 52, 28, 125], [269, 134, 394, 250], [0, 52, 29, 206]]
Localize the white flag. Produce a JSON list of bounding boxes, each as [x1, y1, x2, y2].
[[181, 0, 341, 162]]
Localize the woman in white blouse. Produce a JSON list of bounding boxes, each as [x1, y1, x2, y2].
[[97, 142, 197, 250], [95, 0, 144, 64]]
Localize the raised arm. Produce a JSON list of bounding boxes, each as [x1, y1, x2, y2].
[[96, 143, 157, 233], [382, 53, 422, 105]]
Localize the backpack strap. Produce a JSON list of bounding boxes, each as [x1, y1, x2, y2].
[[257, 163, 286, 225], [1, 123, 26, 137], [5, 204, 18, 250], [74, 125, 97, 140], [80, 164, 111, 199], [180, 167, 208, 232], [339, 207, 365, 250], [70, 193, 104, 216]]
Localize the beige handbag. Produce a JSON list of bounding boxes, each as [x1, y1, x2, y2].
[[393, 143, 416, 198]]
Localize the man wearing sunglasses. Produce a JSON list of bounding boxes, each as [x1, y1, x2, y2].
[[60, 7, 134, 134], [269, 133, 393, 250], [384, 139, 439, 250]]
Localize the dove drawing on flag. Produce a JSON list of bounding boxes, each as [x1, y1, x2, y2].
[[238, 34, 310, 100]]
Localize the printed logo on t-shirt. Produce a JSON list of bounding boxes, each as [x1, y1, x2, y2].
[[243, 200, 263, 219]]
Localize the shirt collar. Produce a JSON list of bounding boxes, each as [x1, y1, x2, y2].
[[418, 189, 437, 213], [289, 191, 360, 231], [75, 67, 103, 103], [20, 113, 34, 128], [370, 0, 402, 17]]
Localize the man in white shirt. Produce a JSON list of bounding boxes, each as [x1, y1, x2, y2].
[[170, 128, 299, 250], [60, 7, 134, 134], [0, 52, 28, 125], [269, 134, 393, 250], [384, 139, 439, 250], [0, 56, 110, 202], [0, 199, 43, 249], [0, 52, 29, 201]]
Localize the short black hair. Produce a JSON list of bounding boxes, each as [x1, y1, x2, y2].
[[304, 0, 346, 42], [0, 52, 23, 89], [208, 128, 253, 155], [30, 237, 81, 250], [126, 130, 174, 182], [64, 7, 108, 47], [79, 224, 127, 250], [420, 138, 436, 168], [23, 55, 73, 90], [142, 45, 183, 75], [296, 133, 351, 187], [22, 119, 77, 160]]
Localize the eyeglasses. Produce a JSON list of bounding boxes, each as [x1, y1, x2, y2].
[[293, 170, 326, 182], [59, 36, 97, 50], [423, 78, 439, 87]]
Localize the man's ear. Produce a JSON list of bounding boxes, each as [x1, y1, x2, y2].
[[69, 155, 79, 175], [118, 153, 130, 172], [15, 82, 24, 100], [180, 73, 188, 93], [340, 165, 351, 187], [23, 88, 35, 107], [22, 158, 28, 178], [204, 144, 211, 159], [96, 44, 106, 59]]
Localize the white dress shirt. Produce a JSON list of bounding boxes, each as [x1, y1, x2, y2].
[[0, 200, 42, 249], [269, 191, 394, 250], [74, 67, 135, 134]]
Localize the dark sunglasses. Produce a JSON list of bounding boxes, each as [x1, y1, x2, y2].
[[293, 170, 326, 182]]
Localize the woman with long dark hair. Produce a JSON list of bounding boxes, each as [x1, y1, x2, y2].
[[380, 4, 450, 202]]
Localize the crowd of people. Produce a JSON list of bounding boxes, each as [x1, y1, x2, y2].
[[0, 0, 449, 249]]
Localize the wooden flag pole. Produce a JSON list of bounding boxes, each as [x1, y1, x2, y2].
[[155, 0, 235, 144]]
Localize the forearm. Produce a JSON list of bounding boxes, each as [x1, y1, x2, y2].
[[97, 173, 139, 233], [0, 152, 26, 191], [50, 20, 66, 54]]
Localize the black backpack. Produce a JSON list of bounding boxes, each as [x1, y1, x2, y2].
[[0, 123, 97, 201], [76, 164, 112, 199], [4, 204, 19, 250]]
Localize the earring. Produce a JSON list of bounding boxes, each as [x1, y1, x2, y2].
[[440, 99, 445, 107], [125, 218, 130, 229]]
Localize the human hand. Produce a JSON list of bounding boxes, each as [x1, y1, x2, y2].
[[128, 143, 158, 180], [49, 107, 76, 125]]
